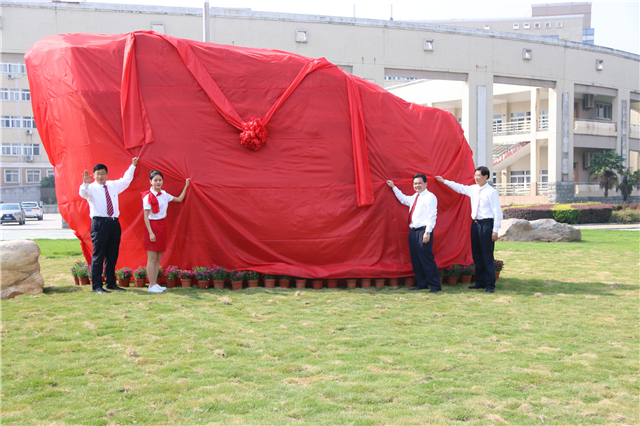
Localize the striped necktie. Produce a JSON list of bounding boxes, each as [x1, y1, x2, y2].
[[104, 185, 114, 217]]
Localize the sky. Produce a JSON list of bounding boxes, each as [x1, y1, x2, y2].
[[88, 0, 639, 54]]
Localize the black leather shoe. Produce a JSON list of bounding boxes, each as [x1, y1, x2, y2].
[[468, 285, 486, 289], [106, 285, 126, 292], [486, 289, 495, 293], [92, 288, 110, 294], [429, 289, 441, 293], [409, 287, 428, 291]]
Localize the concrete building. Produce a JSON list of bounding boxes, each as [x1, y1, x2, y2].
[[1, 1, 638, 204]]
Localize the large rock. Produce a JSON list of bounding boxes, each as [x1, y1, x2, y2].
[[0, 240, 44, 299], [498, 219, 581, 242]]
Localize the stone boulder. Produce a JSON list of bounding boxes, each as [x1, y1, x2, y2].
[[1, 240, 44, 299], [498, 219, 581, 242]]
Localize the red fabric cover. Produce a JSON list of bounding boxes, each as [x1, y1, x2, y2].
[[25, 32, 475, 278]]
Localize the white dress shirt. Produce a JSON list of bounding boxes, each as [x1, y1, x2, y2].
[[392, 187, 437, 232], [142, 188, 175, 220], [79, 164, 136, 218], [443, 180, 503, 233]]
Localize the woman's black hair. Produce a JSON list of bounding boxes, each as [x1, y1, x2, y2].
[[149, 170, 164, 180]]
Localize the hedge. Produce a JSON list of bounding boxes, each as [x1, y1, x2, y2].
[[503, 203, 613, 224]]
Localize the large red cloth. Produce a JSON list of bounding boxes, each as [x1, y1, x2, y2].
[[25, 32, 475, 278]]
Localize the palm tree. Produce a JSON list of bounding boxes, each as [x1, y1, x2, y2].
[[587, 151, 624, 203], [617, 169, 640, 203]]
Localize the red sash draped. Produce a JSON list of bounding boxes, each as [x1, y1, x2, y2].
[[141, 190, 160, 213]]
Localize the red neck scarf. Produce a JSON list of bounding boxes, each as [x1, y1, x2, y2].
[[141, 189, 160, 213]]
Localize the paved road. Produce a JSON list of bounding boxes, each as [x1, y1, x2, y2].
[[574, 223, 639, 231], [0, 213, 77, 240]]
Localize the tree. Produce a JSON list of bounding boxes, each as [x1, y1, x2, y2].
[[617, 169, 640, 203], [587, 151, 624, 203]]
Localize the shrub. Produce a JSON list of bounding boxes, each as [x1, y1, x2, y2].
[[503, 205, 554, 220], [75, 263, 90, 278], [504, 203, 613, 224], [211, 267, 229, 281], [610, 210, 640, 223], [460, 264, 475, 275], [179, 269, 193, 279], [551, 205, 581, 224], [494, 260, 504, 272], [244, 270, 260, 280], [116, 267, 133, 279], [263, 274, 277, 279], [192, 266, 211, 281], [133, 266, 147, 279], [444, 265, 461, 277], [70, 260, 87, 278], [164, 265, 180, 279], [229, 270, 245, 281]]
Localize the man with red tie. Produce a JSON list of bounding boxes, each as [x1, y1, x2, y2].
[[436, 167, 503, 293], [79, 158, 139, 294], [386, 174, 441, 292]]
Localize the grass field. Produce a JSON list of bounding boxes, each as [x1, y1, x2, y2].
[[2, 230, 638, 425]]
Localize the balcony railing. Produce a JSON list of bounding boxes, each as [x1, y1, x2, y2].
[[493, 119, 531, 136], [494, 182, 549, 196], [574, 119, 617, 136], [538, 115, 549, 131], [631, 124, 640, 139]]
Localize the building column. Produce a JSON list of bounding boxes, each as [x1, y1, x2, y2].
[[530, 87, 540, 196], [462, 73, 493, 169], [547, 82, 575, 202], [614, 93, 630, 167]]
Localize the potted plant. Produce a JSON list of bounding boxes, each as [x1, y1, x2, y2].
[[211, 267, 228, 290], [76, 262, 91, 286], [346, 278, 358, 289], [445, 265, 461, 286], [404, 276, 416, 287], [460, 264, 474, 284], [70, 260, 84, 285], [311, 279, 324, 290], [294, 277, 307, 289], [388, 278, 399, 287], [180, 269, 194, 288], [494, 260, 504, 280], [229, 270, 244, 290], [193, 266, 211, 289], [360, 278, 372, 289], [156, 266, 164, 284], [263, 274, 277, 288], [245, 270, 260, 287], [278, 275, 291, 288], [374, 278, 385, 288], [438, 269, 445, 286], [164, 265, 180, 288], [116, 267, 133, 287], [133, 266, 147, 287], [326, 278, 338, 289]]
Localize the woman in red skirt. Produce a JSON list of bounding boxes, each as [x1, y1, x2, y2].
[[142, 170, 190, 293]]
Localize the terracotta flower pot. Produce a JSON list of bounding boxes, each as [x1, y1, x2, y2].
[[388, 278, 399, 287], [181, 278, 192, 288], [135, 278, 146, 288], [279, 279, 291, 288], [164, 278, 177, 288], [312, 280, 323, 290], [198, 280, 209, 289], [446, 276, 458, 286], [247, 279, 259, 288], [460, 275, 472, 284], [79, 277, 90, 286], [213, 279, 225, 290], [295, 279, 306, 289], [439, 276, 444, 285], [118, 278, 131, 288], [471, 274, 476, 282], [404, 277, 416, 287], [231, 280, 243, 290], [73, 277, 80, 286], [374, 278, 385, 288], [360, 278, 372, 288], [346, 279, 357, 289], [495, 271, 501, 280], [264, 278, 276, 288], [326, 279, 338, 289]]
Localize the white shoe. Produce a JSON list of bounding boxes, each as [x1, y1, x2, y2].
[[148, 284, 164, 293]]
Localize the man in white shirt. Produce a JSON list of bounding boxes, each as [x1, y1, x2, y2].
[[435, 166, 503, 293], [79, 157, 139, 294], [386, 174, 441, 292]]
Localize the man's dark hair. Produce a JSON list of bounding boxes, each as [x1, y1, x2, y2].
[[149, 170, 164, 180], [413, 173, 427, 183], [475, 166, 490, 178], [93, 164, 107, 173]]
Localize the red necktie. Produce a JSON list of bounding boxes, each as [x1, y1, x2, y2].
[[104, 185, 114, 216], [408, 195, 419, 225]]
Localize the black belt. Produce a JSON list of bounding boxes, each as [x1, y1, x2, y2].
[[473, 218, 493, 224], [410, 226, 426, 232], [93, 216, 118, 221]]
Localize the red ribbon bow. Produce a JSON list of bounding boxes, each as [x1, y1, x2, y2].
[[141, 190, 160, 214], [240, 117, 268, 151]]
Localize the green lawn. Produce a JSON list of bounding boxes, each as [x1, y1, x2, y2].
[[2, 230, 638, 425]]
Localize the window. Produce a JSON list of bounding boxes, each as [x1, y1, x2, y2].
[[9, 89, 20, 101], [510, 170, 531, 184], [545, 22, 552, 29], [493, 114, 503, 133], [26, 170, 41, 183], [46, 169, 54, 177], [534, 22, 541, 29], [0, 64, 7, 73], [22, 117, 35, 129], [21, 90, 30, 101], [22, 144, 40, 156], [513, 23, 520, 30], [484, 24, 491, 30], [10, 116, 21, 128], [539, 109, 549, 130], [556, 21, 563, 28], [295, 30, 308, 43], [2, 143, 21, 155], [4, 169, 19, 183], [595, 103, 612, 120], [539, 170, 548, 183], [523, 23, 530, 29], [0, 89, 8, 100], [1, 116, 11, 128]]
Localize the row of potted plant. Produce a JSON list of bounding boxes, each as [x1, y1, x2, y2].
[[71, 260, 504, 289]]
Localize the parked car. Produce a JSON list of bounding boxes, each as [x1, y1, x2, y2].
[[21, 201, 44, 220], [1, 203, 26, 225]]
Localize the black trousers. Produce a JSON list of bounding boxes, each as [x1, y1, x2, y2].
[[408, 230, 441, 290], [90, 218, 121, 290], [471, 219, 496, 291]]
